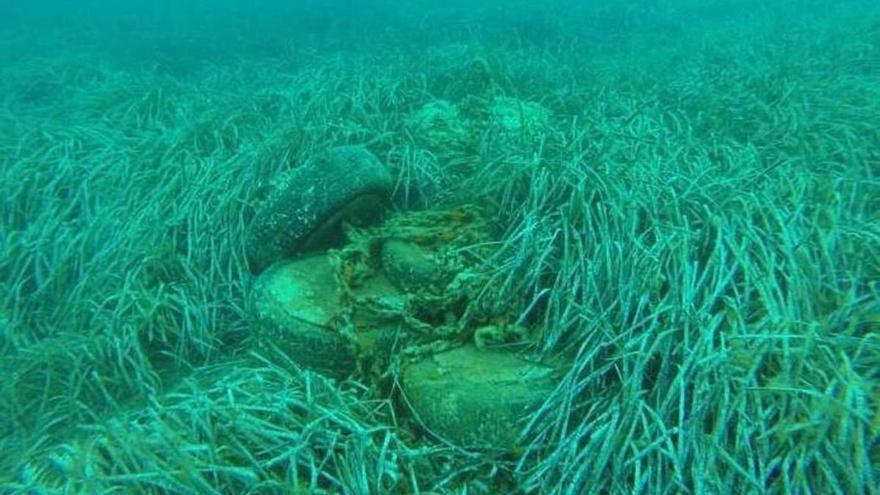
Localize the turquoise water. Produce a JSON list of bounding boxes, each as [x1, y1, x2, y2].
[[1, 1, 878, 493]]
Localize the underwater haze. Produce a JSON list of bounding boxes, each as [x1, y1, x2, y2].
[[1, 0, 878, 493]]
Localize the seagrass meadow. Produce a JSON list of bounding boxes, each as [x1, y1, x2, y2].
[[1, 1, 878, 493]]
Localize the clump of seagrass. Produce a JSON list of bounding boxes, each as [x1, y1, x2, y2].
[[13, 359, 411, 493]]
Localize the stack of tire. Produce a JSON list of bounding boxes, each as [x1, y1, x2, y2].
[[246, 145, 556, 452]]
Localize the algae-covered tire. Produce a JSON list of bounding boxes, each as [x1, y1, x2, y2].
[[402, 346, 557, 451], [252, 254, 355, 379], [380, 238, 446, 292], [247, 146, 393, 273]]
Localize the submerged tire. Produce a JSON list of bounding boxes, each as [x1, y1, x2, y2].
[[252, 254, 356, 379], [402, 345, 557, 451], [380, 238, 446, 292], [246, 146, 393, 273]]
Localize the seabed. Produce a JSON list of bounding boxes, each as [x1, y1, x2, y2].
[[1, 1, 878, 493]]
